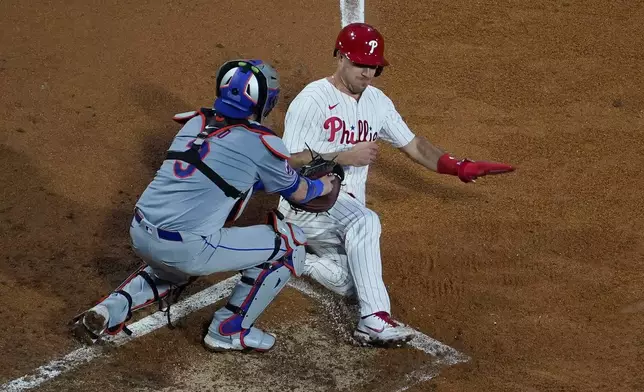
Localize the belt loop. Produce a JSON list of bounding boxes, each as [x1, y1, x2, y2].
[[134, 208, 144, 223]]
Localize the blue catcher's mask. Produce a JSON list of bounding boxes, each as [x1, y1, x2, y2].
[[213, 60, 280, 123]]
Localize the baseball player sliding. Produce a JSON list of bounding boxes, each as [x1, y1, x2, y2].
[[71, 59, 341, 352], [278, 23, 515, 347]]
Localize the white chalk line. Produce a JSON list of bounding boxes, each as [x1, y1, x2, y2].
[[289, 279, 470, 367], [1, 275, 468, 391], [0, 276, 239, 392], [289, 279, 469, 392], [340, 0, 365, 27]]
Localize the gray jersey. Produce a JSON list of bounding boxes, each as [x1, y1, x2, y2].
[[136, 115, 298, 236]]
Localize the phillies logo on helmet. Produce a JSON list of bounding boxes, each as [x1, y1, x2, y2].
[[368, 40, 378, 55], [333, 23, 389, 68]]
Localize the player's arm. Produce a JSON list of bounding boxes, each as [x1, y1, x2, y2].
[[280, 175, 334, 203], [291, 141, 381, 168], [400, 136, 515, 182], [399, 136, 445, 172], [381, 96, 515, 182]]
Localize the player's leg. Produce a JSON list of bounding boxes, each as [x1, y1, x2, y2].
[[125, 210, 306, 352], [327, 193, 414, 346], [304, 240, 354, 297], [202, 211, 307, 352], [71, 211, 201, 344], [280, 194, 412, 346], [329, 193, 390, 315], [278, 198, 354, 297], [73, 211, 305, 351], [71, 263, 190, 345]]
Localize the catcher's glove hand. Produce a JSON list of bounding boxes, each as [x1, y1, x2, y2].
[[287, 149, 345, 214]]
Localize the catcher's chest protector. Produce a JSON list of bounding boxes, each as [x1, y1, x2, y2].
[[169, 108, 282, 223]]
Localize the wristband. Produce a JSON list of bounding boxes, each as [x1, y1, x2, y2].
[[301, 177, 324, 203], [436, 153, 460, 176]]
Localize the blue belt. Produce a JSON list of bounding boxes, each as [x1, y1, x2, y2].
[[134, 209, 183, 242]]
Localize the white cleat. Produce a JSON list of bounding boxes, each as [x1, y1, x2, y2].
[[203, 327, 276, 353], [71, 304, 110, 345], [354, 311, 414, 348]]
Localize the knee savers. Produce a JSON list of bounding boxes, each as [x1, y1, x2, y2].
[[266, 210, 307, 276]]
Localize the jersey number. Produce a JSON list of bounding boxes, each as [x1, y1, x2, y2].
[[172, 130, 229, 178], [172, 140, 211, 178]]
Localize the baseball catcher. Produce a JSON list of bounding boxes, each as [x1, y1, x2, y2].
[[70, 59, 338, 353]]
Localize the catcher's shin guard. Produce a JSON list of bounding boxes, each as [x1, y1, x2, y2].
[[204, 221, 307, 352], [205, 262, 291, 352]]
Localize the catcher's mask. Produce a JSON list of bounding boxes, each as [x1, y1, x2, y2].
[[214, 59, 280, 123]]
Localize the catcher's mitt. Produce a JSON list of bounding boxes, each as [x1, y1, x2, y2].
[[288, 149, 345, 214]]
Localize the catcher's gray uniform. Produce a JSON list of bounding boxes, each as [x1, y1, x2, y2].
[[109, 111, 305, 348], [73, 60, 308, 352]]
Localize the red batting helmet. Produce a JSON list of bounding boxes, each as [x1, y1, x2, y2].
[[334, 23, 389, 69]]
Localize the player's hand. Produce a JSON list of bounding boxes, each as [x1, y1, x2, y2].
[[318, 174, 337, 196], [458, 159, 515, 183], [344, 142, 378, 166]]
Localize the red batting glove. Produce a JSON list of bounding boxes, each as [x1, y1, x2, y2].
[[437, 153, 515, 183]]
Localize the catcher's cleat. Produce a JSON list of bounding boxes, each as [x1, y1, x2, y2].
[[70, 304, 109, 345], [203, 326, 276, 353], [354, 311, 414, 348]]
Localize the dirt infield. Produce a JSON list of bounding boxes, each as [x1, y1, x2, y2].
[[1, 0, 643, 391]]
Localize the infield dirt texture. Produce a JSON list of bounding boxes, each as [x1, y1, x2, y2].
[[1, 0, 642, 391]]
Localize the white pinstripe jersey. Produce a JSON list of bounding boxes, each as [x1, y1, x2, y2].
[[282, 78, 416, 202]]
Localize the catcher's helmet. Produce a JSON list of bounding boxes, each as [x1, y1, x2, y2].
[[214, 59, 280, 123], [334, 23, 388, 71]]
